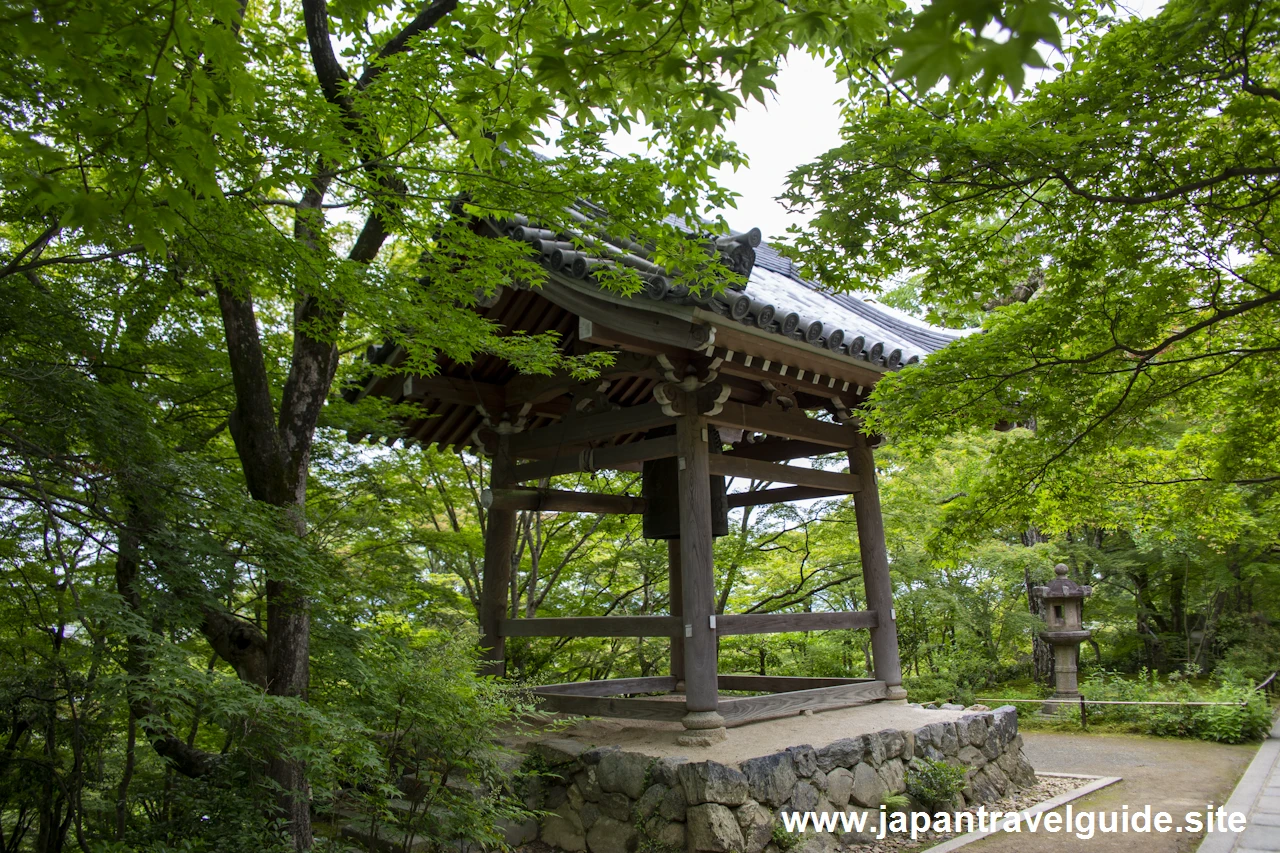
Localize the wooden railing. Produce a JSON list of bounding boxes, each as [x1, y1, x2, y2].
[[716, 610, 877, 635]]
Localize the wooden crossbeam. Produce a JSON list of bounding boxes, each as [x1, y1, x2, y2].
[[553, 286, 715, 352], [497, 615, 682, 638], [707, 402, 859, 448], [506, 435, 677, 482], [528, 678, 889, 725], [716, 610, 878, 636], [482, 487, 647, 514], [577, 315, 712, 358], [707, 455, 860, 493], [534, 676, 677, 696], [727, 485, 852, 508], [718, 680, 888, 726], [716, 675, 876, 692], [508, 401, 672, 455], [523, 675, 890, 725], [531, 694, 688, 722], [725, 439, 844, 463]]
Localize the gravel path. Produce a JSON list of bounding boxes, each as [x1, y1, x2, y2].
[[964, 732, 1258, 853]]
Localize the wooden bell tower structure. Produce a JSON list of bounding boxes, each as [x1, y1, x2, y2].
[[351, 211, 966, 742]]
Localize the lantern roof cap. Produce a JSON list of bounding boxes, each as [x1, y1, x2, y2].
[[1036, 564, 1092, 600]]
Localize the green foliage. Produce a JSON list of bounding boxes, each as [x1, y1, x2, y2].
[[906, 758, 967, 811], [888, 0, 1072, 94], [1213, 620, 1280, 683], [880, 792, 912, 812], [108, 766, 294, 853], [1070, 670, 1273, 743], [771, 820, 800, 850], [774, 1, 1280, 743], [312, 628, 536, 851], [785, 0, 1280, 538], [1196, 685, 1274, 745], [1, 0, 1275, 846]]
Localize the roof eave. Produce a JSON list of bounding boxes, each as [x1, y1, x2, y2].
[[690, 306, 891, 378]]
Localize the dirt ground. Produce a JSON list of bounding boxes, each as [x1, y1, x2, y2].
[[967, 732, 1258, 853]]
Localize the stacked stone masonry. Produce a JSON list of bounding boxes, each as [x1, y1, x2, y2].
[[528, 706, 1037, 853]]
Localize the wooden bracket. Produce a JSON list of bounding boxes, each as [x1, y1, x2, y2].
[[761, 379, 797, 411], [470, 408, 528, 456], [654, 382, 732, 417], [562, 379, 619, 422], [655, 352, 724, 391]]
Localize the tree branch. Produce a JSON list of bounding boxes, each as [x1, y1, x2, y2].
[[0, 223, 61, 280], [356, 0, 459, 92], [0, 244, 144, 280], [215, 284, 290, 503], [1050, 165, 1280, 206], [300, 0, 350, 107], [199, 607, 269, 688]]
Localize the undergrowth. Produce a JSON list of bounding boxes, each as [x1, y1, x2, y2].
[[983, 668, 1273, 743]]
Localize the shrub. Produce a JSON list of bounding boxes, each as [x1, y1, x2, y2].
[[906, 758, 966, 811], [310, 627, 537, 852], [1195, 684, 1273, 743], [771, 821, 799, 850], [1075, 669, 1272, 743], [880, 792, 912, 813]]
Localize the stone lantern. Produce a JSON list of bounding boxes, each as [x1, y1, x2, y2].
[[1034, 563, 1092, 714]]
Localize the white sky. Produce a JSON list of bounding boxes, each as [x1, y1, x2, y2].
[[598, 50, 844, 244], [600, 0, 1167, 245], [704, 51, 846, 243]]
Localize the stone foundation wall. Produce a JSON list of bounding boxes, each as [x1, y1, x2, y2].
[[528, 706, 1036, 853]]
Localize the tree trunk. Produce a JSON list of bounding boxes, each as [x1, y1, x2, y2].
[[115, 712, 136, 841], [216, 281, 332, 848], [265, 573, 311, 841], [1021, 527, 1054, 685]]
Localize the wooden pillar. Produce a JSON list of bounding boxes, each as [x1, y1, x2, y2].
[[848, 432, 906, 700], [668, 538, 685, 690], [675, 409, 725, 743], [480, 437, 517, 677]]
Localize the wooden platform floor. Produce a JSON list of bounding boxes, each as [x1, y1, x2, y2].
[[510, 701, 969, 764]]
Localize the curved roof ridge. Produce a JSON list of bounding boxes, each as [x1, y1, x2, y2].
[[492, 207, 970, 370]]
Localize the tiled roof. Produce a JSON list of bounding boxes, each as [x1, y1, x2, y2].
[[751, 242, 967, 353], [496, 210, 969, 370]]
